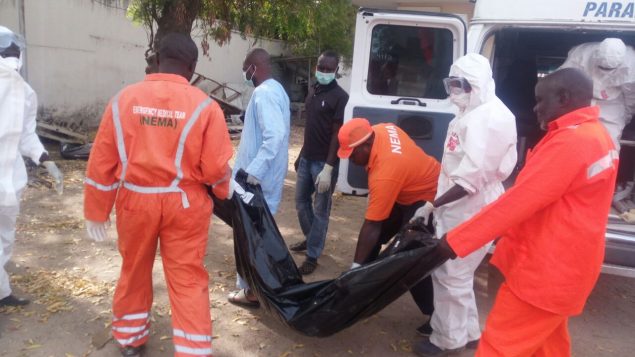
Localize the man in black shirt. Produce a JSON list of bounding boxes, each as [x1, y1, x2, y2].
[[291, 51, 349, 275]]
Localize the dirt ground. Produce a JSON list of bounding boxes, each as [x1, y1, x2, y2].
[[1, 125, 634, 357]]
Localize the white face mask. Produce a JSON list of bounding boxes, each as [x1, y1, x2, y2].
[[449, 92, 470, 111], [242, 64, 256, 87], [0, 56, 21, 71]]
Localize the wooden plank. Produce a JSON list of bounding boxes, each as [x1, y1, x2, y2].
[[37, 122, 88, 144]]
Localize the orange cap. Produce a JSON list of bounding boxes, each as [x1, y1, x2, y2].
[[337, 118, 373, 159]]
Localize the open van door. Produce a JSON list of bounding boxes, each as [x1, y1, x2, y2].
[[338, 8, 467, 195]]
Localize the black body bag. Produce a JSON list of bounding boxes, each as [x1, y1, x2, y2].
[[212, 169, 447, 337]]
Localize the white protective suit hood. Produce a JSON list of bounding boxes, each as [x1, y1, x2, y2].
[[589, 38, 631, 91], [448, 53, 497, 114], [0, 26, 25, 72], [595, 38, 626, 70]]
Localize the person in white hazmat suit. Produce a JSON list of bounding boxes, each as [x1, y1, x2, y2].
[[560, 38, 635, 151], [0, 26, 63, 307], [560, 38, 635, 211], [411, 53, 517, 356]]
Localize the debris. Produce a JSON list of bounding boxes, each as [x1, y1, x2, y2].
[[36, 122, 89, 145], [399, 339, 412, 352], [7, 270, 112, 321]]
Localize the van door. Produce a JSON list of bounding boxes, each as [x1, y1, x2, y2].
[[338, 8, 467, 195]]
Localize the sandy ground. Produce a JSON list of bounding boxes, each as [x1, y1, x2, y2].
[[1, 124, 634, 357]]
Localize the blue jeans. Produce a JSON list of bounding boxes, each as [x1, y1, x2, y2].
[[295, 157, 337, 260]]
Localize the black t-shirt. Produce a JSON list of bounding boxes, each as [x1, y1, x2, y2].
[[301, 80, 349, 162]]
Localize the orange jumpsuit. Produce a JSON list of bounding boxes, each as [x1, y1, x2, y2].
[[447, 106, 617, 356], [84, 73, 233, 356]]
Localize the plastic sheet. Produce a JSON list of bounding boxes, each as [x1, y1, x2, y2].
[[213, 169, 447, 337]]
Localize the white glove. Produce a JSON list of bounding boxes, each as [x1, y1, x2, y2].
[[315, 164, 334, 194], [411, 202, 434, 224], [86, 220, 111, 242], [246, 174, 260, 186], [350, 262, 361, 270], [42, 161, 64, 195]]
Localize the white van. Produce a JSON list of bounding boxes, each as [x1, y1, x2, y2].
[[338, 0, 635, 277]]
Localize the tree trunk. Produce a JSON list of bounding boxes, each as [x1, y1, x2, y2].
[[153, 0, 202, 51]]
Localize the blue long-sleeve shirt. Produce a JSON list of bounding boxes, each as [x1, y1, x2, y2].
[[234, 78, 290, 214]]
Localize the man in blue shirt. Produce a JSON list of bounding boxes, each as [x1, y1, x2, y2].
[[228, 48, 290, 308]]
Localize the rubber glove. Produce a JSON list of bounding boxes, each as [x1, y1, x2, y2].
[[42, 161, 64, 195], [246, 174, 260, 186], [411, 202, 434, 224], [315, 164, 333, 194], [86, 220, 110, 242]]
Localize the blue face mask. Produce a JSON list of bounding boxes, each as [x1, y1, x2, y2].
[[315, 70, 336, 85]]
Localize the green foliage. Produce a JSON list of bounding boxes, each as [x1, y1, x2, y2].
[[127, 0, 356, 61]]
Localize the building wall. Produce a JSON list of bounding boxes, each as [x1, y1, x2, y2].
[[0, 0, 20, 31], [0, 0, 287, 128]]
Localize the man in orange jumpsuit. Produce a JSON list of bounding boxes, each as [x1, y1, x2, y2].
[[83, 33, 233, 357], [429, 68, 618, 356], [338, 118, 440, 319]]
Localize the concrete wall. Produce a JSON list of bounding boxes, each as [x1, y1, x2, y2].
[[0, 0, 287, 128], [0, 0, 20, 31]]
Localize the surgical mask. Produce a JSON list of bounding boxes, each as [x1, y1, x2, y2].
[[449, 92, 470, 111], [243, 64, 256, 87], [315, 70, 336, 85], [0, 56, 21, 71]]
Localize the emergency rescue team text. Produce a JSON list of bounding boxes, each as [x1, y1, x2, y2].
[[134, 105, 186, 129]]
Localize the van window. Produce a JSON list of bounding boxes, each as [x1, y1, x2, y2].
[[367, 24, 453, 99]]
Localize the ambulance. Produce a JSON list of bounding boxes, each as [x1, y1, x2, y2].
[[338, 0, 635, 277]]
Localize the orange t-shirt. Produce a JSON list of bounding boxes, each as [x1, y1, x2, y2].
[[365, 124, 440, 221]]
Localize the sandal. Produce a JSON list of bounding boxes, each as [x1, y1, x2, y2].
[[299, 257, 318, 275], [227, 289, 260, 308]]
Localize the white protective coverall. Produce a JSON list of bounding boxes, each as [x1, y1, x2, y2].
[[430, 53, 517, 350], [561, 38, 635, 150], [0, 29, 47, 300]]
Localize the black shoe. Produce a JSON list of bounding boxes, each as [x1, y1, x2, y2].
[[466, 339, 479, 349], [299, 257, 317, 275], [416, 321, 433, 336], [121, 345, 145, 357], [289, 240, 307, 252], [0, 295, 30, 307], [414, 339, 465, 356]]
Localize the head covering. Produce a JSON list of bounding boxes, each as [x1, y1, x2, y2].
[[448, 53, 496, 112], [158, 33, 198, 64], [337, 118, 373, 158], [595, 38, 626, 69], [0, 26, 25, 53], [0, 26, 25, 71]]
